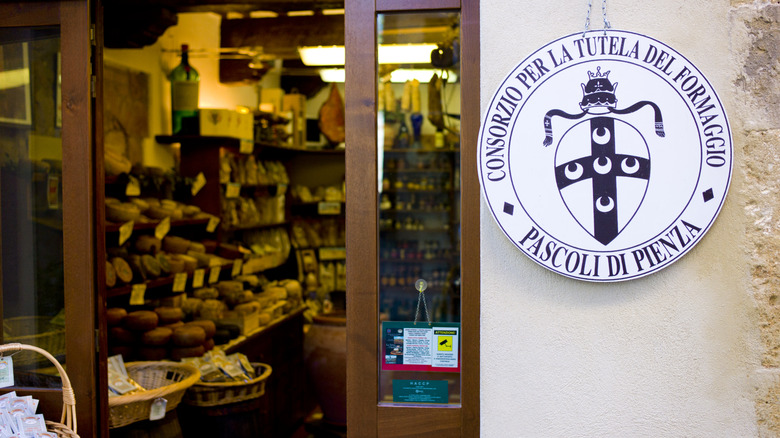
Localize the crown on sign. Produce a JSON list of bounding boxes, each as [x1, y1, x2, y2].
[[580, 66, 618, 109]]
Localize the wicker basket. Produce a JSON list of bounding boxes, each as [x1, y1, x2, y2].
[[0, 342, 79, 437], [108, 361, 201, 429], [3, 317, 65, 367], [182, 362, 272, 407]]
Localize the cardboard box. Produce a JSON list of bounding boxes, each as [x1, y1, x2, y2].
[[283, 94, 307, 147], [199, 109, 253, 141]]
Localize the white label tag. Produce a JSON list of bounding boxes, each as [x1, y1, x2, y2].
[[225, 183, 241, 199], [318, 201, 341, 215], [155, 217, 171, 240], [191, 172, 206, 196], [149, 398, 167, 421], [0, 357, 14, 388], [209, 266, 221, 284], [47, 175, 59, 210], [206, 216, 220, 233], [129, 284, 147, 306], [192, 269, 205, 288], [232, 259, 243, 277], [125, 175, 141, 197], [239, 139, 254, 154], [118, 221, 134, 246], [173, 273, 188, 292]]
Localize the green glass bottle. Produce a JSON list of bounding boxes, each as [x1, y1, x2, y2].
[[169, 44, 200, 135]]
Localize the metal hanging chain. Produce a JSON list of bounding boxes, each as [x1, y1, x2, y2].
[[413, 279, 432, 326], [583, 0, 612, 36]]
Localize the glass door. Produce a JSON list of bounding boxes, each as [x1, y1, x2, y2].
[[346, 0, 479, 436], [0, 3, 97, 436]]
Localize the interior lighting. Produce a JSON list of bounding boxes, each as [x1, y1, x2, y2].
[[299, 43, 439, 66], [318, 68, 457, 84]]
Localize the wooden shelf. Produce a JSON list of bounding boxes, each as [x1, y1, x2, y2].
[[155, 135, 345, 155], [224, 220, 289, 232], [380, 209, 451, 214], [104, 217, 210, 233]]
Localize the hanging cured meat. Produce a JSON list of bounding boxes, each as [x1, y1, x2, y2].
[[319, 83, 346, 145]]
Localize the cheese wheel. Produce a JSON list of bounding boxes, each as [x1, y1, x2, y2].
[[141, 327, 173, 346], [193, 288, 219, 300], [112, 257, 134, 284], [163, 236, 191, 254], [106, 261, 117, 288], [182, 205, 201, 217], [234, 301, 261, 316], [170, 345, 205, 360], [258, 312, 272, 326], [181, 298, 203, 318], [138, 347, 169, 361], [109, 326, 138, 345], [146, 205, 175, 220], [171, 326, 206, 347], [188, 241, 206, 253], [168, 256, 186, 274], [164, 320, 185, 330], [135, 235, 162, 254], [106, 307, 127, 327], [106, 202, 140, 223], [177, 254, 198, 273], [216, 281, 243, 297], [141, 254, 162, 278], [184, 320, 216, 340], [203, 338, 215, 351], [123, 310, 159, 332], [154, 306, 184, 325], [156, 253, 171, 274]]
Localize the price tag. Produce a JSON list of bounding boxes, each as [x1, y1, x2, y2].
[[173, 272, 188, 292], [129, 284, 147, 305], [191, 172, 206, 196], [118, 221, 134, 246], [232, 259, 243, 277], [47, 175, 59, 209], [317, 201, 342, 215], [192, 269, 205, 288], [208, 266, 221, 284], [155, 217, 171, 240], [0, 357, 14, 388], [250, 244, 264, 255], [125, 175, 141, 197], [239, 139, 254, 154], [225, 183, 241, 199], [206, 216, 221, 233], [149, 398, 167, 421]]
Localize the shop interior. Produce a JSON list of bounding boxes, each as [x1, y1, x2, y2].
[[0, 1, 464, 436]]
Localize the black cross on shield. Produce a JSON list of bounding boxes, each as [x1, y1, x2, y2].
[[555, 117, 650, 245]]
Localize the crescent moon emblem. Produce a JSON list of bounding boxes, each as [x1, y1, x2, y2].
[[593, 156, 612, 174], [595, 196, 615, 213], [564, 162, 584, 180], [621, 157, 639, 174], [592, 127, 611, 144]]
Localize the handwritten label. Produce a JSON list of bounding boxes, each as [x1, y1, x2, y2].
[[239, 139, 254, 154], [206, 216, 220, 233], [225, 183, 241, 199], [208, 266, 221, 284], [232, 259, 243, 277], [173, 272, 188, 292], [191, 172, 206, 196], [125, 175, 141, 197], [118, 221, 134, 246], [155, 217, 171, 240], [192, 269, 205, 288], [130, 284, 147, 305]]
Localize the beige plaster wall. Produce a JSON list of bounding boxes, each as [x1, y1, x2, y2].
[[480, 0, 774, 436]]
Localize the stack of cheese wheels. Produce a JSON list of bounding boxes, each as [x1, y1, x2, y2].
[[106, 306, 217, 361]]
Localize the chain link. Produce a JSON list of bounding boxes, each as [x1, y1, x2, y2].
[[584, 0, 611, 36]]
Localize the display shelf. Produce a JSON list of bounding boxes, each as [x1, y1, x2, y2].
[[104, 217, 211, 233], [382, 168, 451, 173], [155, 135, 345, 155], [290, 201, 345, 216], [380, 209, 451, 214], [224, 220, 289, 232], [380, 257, 453, 264], [383, 148, 458, 154], [105, 264, 230, 298]]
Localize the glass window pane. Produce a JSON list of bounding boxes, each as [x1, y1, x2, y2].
[[377, 11, 461, 406], [0, 27, 64, 388]]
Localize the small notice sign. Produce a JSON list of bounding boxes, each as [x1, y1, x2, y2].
[[225, 183, 241, 199], [381, 321, 460, 372], [392, 379, 448, 404], [118, 221, 134, 246], [172, 272, 188, 292], [192, 269, 205, 288], [155, 217, 171, 240], [208, 266, 221, 284], [191, 172, 206, 196], [129, 284, 147, 305]]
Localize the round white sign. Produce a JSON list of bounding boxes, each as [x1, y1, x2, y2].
[[478, 30, 732, 282]]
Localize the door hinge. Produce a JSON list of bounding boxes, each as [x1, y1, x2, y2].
[[90, 25, 96, 45]]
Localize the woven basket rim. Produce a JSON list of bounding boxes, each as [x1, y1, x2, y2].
[[108, 361, 201, 407], [190, 362, 271, 389]]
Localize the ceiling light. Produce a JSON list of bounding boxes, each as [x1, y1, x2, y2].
[[299, 43, 440, 66], [319, 68, 457, 84]]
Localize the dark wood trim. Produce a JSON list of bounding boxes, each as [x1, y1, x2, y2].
[[0, 3, 60, 27], [60, 1, 97, 437], [376, 0, 459, 12], [378, 407, 461, 437], [345, 0, 378, 436], [459, 0, 480, 435]]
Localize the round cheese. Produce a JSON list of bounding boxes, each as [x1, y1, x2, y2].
[[111, 257, 134, 284], [154, 306, 184, 325], [109, 326, 138, 345], [203, 338, 215, 352], [163, 236, 191, 254], [106, 307, 127, 327], [123, 310, 159, 332], [135, 235, 162, 254], [138, 347, 168, 361], [106, 261, 117, 288], [170, 345, 205, 360], [184, 320, 216, 340], [171, 326, 206, 347], [141, 327, 173, 346]]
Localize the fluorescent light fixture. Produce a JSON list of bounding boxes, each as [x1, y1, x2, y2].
[[299, 43, 439, 66], [319, 68, 457, 84]]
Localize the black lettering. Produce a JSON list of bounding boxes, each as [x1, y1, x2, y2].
[[673, 66, 691, 83], [579, 253, 593, 276], [488, 125, 507, 137], [519, 227, 539, 246], [490, 113, 510, 127], [541, 241, 556, 262], [632, 249, 647, 272], [485, 158, 504, 169], [682, 220, 702, 238], [648, 242, 668, 264], [565, 251, 580, 273], [485, 137, 505, 147], [485, 147, 504, 158], [607, 255, 621, 276], [551, 246, 566, 268], [487, 170, 505, 181], [528, 235, 544, 256], [505, 86, 523, 101], [627, 41, 640, 59]]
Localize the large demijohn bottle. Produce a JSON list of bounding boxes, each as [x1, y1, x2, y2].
[[169, 44, 200, 135]]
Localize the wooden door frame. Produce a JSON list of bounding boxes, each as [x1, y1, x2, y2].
[[345, 0, 479, 435], [0, 2, 98, 437]]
